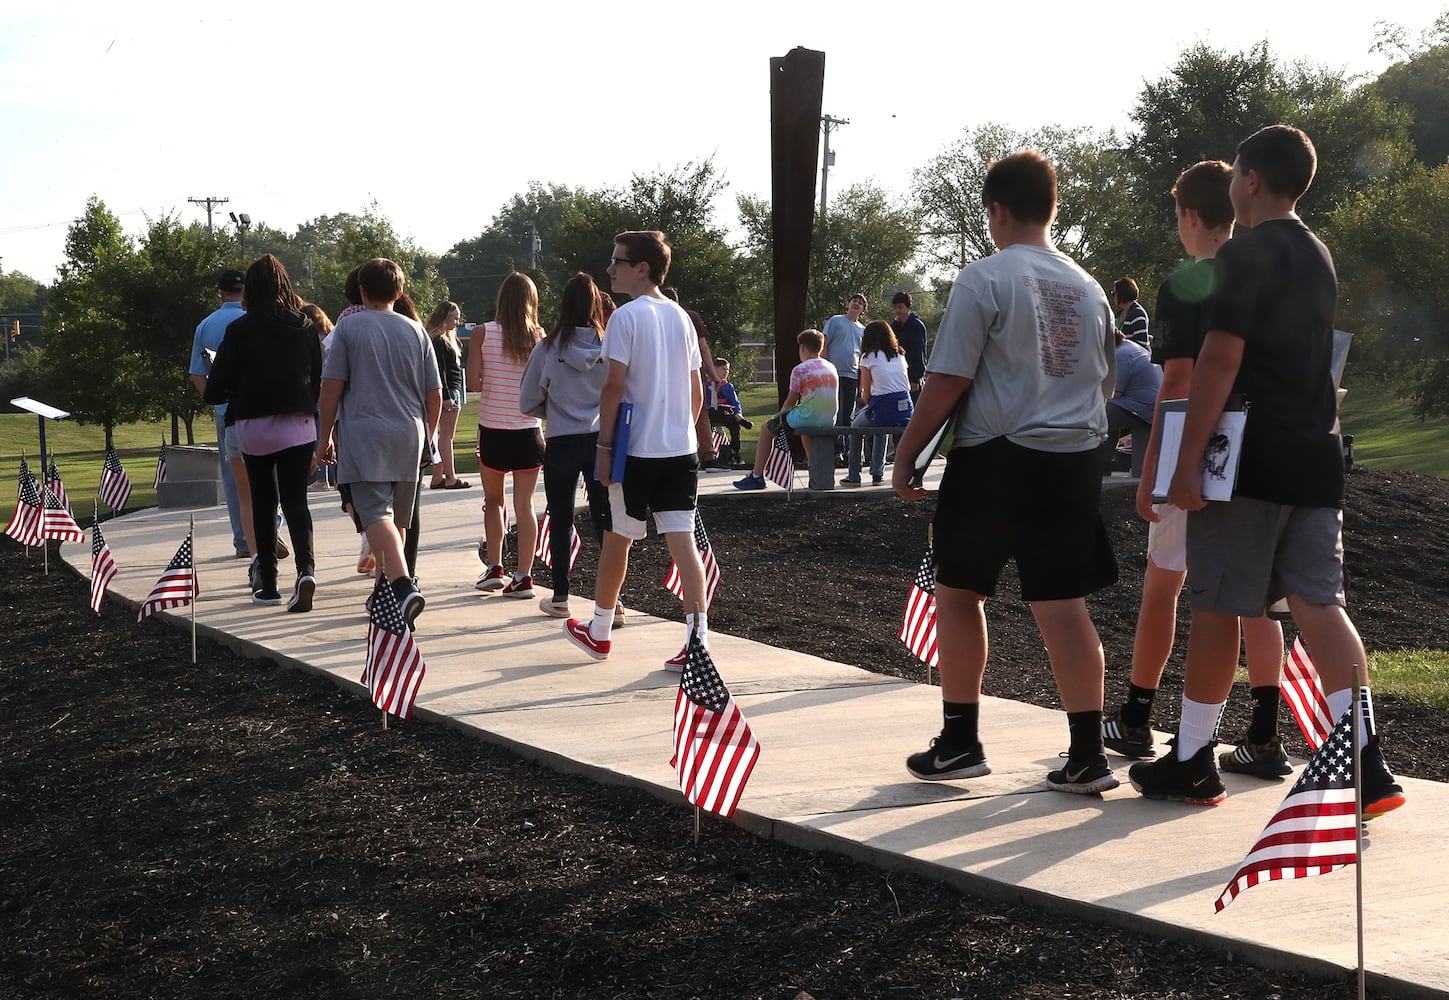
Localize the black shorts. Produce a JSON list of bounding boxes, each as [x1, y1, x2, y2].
[[932, 438, 1118, 602], [620, 454, 699, 523], [477, 425, 545, 473]]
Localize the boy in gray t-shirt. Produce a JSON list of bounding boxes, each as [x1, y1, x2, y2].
[[319, 257, 442, 629]]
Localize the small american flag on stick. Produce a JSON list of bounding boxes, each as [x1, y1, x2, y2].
[[137, 531, 198, 621], [763, 426, 794, 494], [40, 485, 85, 544], [1282, 636, 1333, 751], [665, 511, 721, 609], [153, 441, 169, 489], [711, 425, 729, 457], [363, 577, 427, 720], [1215, 706, 1361, 912], [535, 508, 581, 576], [900, 545, 939, 668], [46, 457, 72, 515], [90, 518, 118, 614], [4, 461, 44, 546], [671, 631, 759, 818], [99, 447, 133, 512]]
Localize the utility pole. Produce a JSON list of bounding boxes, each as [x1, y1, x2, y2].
[[229, 212, 251, 264], [819, 115, 849, 216], [188, 196, 229, 237], [527, 219, 540, 270]]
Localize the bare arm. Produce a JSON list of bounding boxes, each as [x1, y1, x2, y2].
[[190, 374, 208, 397], [318, 378, 345, 465], [1166, 331, 1243, 511], [891, 373, 972, 501], [423, 388, 442, 443], [858, 366, 874, 401], [692, 368, 714, 460], [465, 331, 484, 393]]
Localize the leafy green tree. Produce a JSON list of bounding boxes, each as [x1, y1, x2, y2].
[[1370, 12, 1449, 166], [1326, 161, 1449, 412]]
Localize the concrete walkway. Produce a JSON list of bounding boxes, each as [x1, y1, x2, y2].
[[62, 470, 1449, 999]]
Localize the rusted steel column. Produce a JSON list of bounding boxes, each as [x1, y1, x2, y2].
[[769, 47, 824, 410]]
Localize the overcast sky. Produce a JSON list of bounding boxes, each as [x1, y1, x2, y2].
[[1, 0, 1440, 283]]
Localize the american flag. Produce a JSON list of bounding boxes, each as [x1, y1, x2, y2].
[[362, 577, 427, 720], [535, 508, 581, 575], [45, 457, 72, 514], [90, 518, 118, 614], [763, 426, 794, 493], [711, 425, 729, 456], [671, 631, 759, 818], [4, 462, 44, 546], [40, 485, 85, 543], [664, 510, 721, 609], [153, 441, 169, 488], [1282, 636, 1333, 751], [137, 531, 198, 621], [899, 546, 939, 668], [1215, 706, 1361, 912], [99, 447, 133, 512]]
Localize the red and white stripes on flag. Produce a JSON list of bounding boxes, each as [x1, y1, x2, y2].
[[664, 510, 721, 610], [100, 447, 133, 512], [363, 578, 427, 720], [137, 532, 198, 621], [46, 458, 72, 515], [763, 426, 794, 493], [4, 461, 44, 546], [535, 508, 581, 576], [711, 425, 729, 456], [41, 485, 85, 543], [153, 441, 169, 489], [671, 632, 759, 818], [900, 546, 939, 668], [90, 519, 118, 615], [1215, 706, 1361, 912], [1283, 636, 1333, 751]]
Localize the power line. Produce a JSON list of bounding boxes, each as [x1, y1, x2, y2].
[[187, 196, 229, 237]]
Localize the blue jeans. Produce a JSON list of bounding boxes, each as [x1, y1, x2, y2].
[[215, 410, 246, 551], [848, 393, 912, 480], [834, 376, 859, 455], [542, 433, 611, 600]]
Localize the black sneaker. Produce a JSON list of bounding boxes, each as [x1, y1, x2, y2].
[[1102, 708, 1156, 758], [906, 736, 991, 781], [1218, 735, 1293, 778], [251, 587, 282, 606], [1128, 743, 1226, 805], [247, 554, 260, 592], [1046, 752, 1120, 795], [287, 575, 315, 613], [393, 579, 425, 632], [1361, 739, 1406, 820]]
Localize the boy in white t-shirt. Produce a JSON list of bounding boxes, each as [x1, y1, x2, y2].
[[562, 230, 711, 672]]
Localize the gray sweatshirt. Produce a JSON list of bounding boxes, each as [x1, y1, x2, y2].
[[518, 327, 607, 437]]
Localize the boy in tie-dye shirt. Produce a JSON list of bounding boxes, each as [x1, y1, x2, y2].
[[733, 329, 838, 490]]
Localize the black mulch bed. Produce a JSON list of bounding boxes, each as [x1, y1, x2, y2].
[[2, 464, 1441, 999]]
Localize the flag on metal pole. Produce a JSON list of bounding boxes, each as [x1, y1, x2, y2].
[[99, 447, 133, 513], [153, 441, 169, 489], [1214, 706, 1362, 912], [900, 545, 939, 668], [664, 511, 721, 609], [671, 631, 759, 818], [137, 531, 198, 621], [1283, 636, 1333, 751], [763, 427, 795, 494], [3, 460, 44, 546], [90, 518, 118, 615], [363, 576, 427, 720]]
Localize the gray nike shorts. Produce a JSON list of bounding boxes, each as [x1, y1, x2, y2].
[[1185, 497, 1345, 616]]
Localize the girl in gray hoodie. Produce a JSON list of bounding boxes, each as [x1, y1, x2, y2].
[[519, 273, 613, 617]]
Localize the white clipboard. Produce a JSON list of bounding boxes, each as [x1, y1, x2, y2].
[[1151, 399, 1248, 503]]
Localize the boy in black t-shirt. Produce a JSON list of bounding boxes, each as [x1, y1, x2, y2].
[[1128, 126, 1405, 819], [1102, 161, 1287, 776]]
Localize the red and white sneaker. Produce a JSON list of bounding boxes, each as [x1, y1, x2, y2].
[[563, 619, 611, 660], [475, 565, 506, 592], [664, 647, 688, 673], [502, 572, 535, 598]]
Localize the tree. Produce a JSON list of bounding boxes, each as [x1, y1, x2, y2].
[[1326, 161, 1449, 413], [1370, 12, 1449, 166], [42, 197, 155, 449]]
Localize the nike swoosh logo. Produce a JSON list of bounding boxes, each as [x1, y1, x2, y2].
[[1065, 766, 1090, 782], [1192, 778, 1208, 787], [933, 752, 974, 769]]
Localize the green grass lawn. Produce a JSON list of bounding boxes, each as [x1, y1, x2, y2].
[[1339, 374, 1449, 478]]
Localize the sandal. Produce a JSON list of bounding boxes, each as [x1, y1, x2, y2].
[[443, 479, 472, 489]]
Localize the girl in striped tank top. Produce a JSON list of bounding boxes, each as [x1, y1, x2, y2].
[[468, 272, 545, 597]]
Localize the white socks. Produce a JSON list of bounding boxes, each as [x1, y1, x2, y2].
[[1327, 686, 1376, 749], [686, 611, 709, 648], [1176, 697, 1226, 760], [590, 604, 615, 642]]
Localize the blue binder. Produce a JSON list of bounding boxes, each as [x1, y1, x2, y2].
[[610, 402, 632, 482]]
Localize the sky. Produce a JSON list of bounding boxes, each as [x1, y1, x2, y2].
[[1, 0, 1443, 284]]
